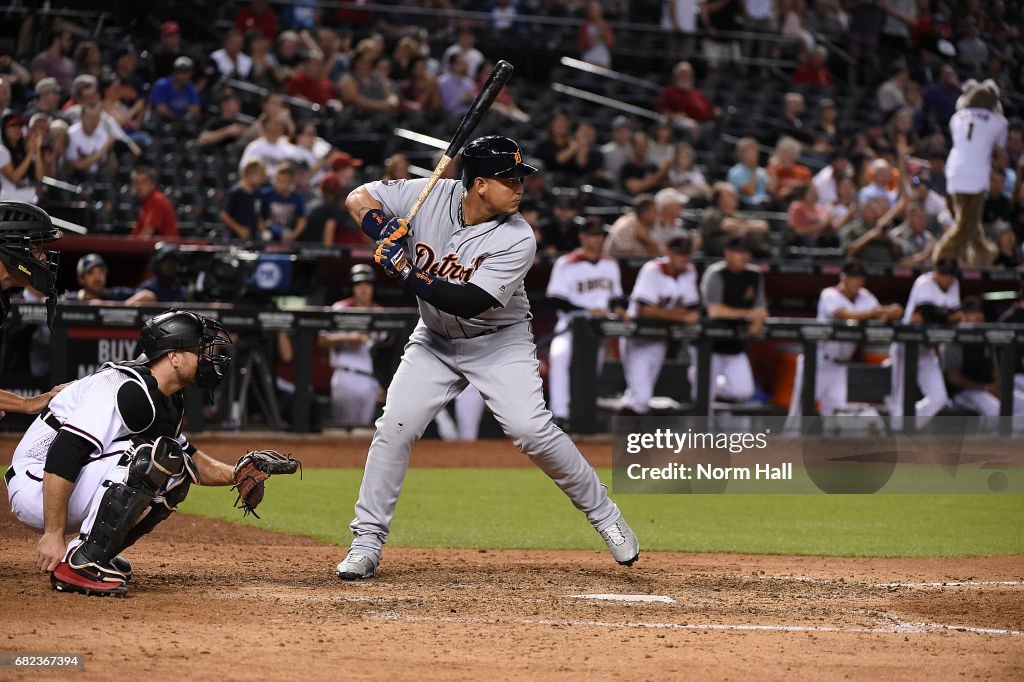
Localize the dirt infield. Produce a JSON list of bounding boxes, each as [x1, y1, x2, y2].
[[1, 436, 1022, 680]]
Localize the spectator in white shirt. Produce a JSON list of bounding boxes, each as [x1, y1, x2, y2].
[[210, 29, 253, 80], [239, 115, 298, 176], [442, 28, 484, 78], [812, 149, 850, 206], [66, 103, 114, 179]]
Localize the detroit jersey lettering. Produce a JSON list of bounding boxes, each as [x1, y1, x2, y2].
[[367, 178, 535, 338]]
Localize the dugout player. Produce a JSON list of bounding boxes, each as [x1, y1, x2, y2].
[[545, 220, 624, 426], [996, 287, 1024, 417], [889, 256, 962, 429], [319, 264, 384, 426], [336, 135, 639, 580], [4, 310, 242, 596], [619, 235, 700, 415], [699, 236, 768, 407], [0, 201, 70, 418], [942, 297, 999, 421], [786, 261, 903, 421]]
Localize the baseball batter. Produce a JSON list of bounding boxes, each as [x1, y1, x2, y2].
[[619, 236, 700, 415], [335, 135, 639, 580], [4, 310, 299, 596], [890, 257, 962, 429], [786, 261, 903, 422], [545, 221, 623, 425]]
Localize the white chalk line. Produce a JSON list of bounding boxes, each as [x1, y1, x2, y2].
[[565, 594, 676, 604], [757, 576, 1024, 589], [368, 612, 1023, 637]]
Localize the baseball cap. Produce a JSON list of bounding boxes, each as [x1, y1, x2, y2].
[[819, 97, 837, 111], [654, 187, 688, 208], [161, 21, 180, 35], [724, 235, 751, 252], [612, 115, 631, 130], [2, 114, 24, 128], [329, 151, 363, 171], [841, 260, 867, 277], [216, 89, 240, 103], [34, 77, 61, 96], [173, 56, 194, 72], [934, 256, 959, 275], [666, 235, 694, 254], [580, 219, 608, 235], [350, 264, 376, 284], [76, 253, 107, 278], [320, 172, 342, 195]]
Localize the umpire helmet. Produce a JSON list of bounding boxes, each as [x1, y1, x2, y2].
[[350, 264, 376, 285], [0, 201, 62, 328], [461, 136, 538, 189], [139, 309, 233, 391]]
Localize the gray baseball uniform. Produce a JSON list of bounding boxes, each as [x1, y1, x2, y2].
[[346, 178, 621, 562]]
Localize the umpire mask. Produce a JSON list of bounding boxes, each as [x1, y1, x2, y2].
[[0, 202, 62, 328]]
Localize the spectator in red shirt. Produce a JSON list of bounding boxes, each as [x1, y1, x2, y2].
[[654, 61, 719, 144], [130, 166, 180, 238], [237, 0, 278, 41], [286, 54, 337, 109], [793, 46, 834, 88]]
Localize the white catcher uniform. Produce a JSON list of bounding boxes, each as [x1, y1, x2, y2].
[[325, 297, 383, 426], [545, 250, 623, 420], [346, 177, 623, 563], [5, 365, 195, 558], [620, 257, 700, 414], [890, 272, 960, 427], [788, 285, 881, 419]]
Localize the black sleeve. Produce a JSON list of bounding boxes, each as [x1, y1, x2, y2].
[[914, 303, 950, 324], [116, 380, 156, 433], [44, 429, 98, 482], [427, 281, 500, 319], [550, 296, 584, 313]]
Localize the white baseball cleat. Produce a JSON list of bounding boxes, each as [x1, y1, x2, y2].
[[599, 516, 640, 566], [336, 553, 378, 580]]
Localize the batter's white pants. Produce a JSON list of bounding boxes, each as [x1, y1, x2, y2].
[[889, 343, 948, 429], [548, 330, 606, 420], [331, 369, 380, 426], [348, 322, 622, 562], [1017, 375, 1024, 417]]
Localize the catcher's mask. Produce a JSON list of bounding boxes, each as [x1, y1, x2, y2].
[[138, 309, 233, 394], [0, 201, 62, 328]]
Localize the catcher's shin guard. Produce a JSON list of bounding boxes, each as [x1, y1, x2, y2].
[[59, 438, 186, 595], [119, 474, 193, 551]]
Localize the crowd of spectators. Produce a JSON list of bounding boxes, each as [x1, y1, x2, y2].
[[0, 1, 1022, 274]]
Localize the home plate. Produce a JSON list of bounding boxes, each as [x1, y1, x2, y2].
[[565, 594, 676, 604]]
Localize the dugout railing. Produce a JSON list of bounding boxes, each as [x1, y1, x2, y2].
[[4, 301, 1021, 435], [568, 315, 1024, 436]]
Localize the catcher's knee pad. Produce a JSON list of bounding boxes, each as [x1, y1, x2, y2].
[[127, 436, 187, 494], [119, 475, 193, 552]]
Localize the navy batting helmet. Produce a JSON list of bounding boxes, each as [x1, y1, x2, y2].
[[139, 309, 233, 391], [461, 136, 538, 189], [0, 201, 62, 328]]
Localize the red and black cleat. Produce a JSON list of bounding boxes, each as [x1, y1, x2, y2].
[[51, 554, 129, 597]]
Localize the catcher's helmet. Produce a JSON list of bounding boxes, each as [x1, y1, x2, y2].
[[350, 263, 376, 285], [139, 309, 233, 391], [0, 201, 62, 328], [461, 136, 538, 189]]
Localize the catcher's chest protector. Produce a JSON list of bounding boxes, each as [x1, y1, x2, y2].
[[101, 361, 186, 441]]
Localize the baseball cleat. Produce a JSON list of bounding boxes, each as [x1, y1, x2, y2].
[[51, 558, 128, 597], [336, 553, 378, 580], [111, 555, 133, 583], [599, 516, 640, 566]]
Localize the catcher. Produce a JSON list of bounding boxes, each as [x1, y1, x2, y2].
[[3, 309, 300, 596]]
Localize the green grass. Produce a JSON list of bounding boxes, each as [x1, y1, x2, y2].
[[181, 468, 1024, 558]]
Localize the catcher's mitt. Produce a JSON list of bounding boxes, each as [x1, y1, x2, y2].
[[231, 450, 301, 518]]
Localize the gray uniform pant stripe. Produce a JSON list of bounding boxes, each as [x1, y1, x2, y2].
[[348, 323, 620, 560]]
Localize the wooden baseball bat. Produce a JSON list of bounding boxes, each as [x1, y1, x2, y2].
[[404, 60, 515, 222]]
